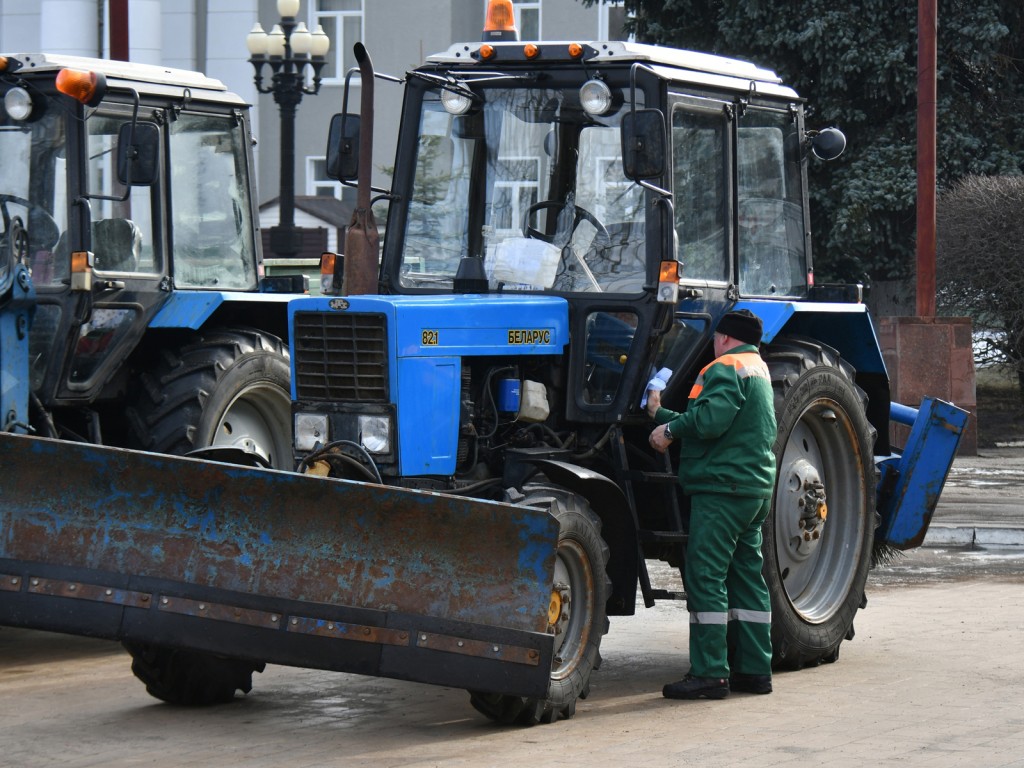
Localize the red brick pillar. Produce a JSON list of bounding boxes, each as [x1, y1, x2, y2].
[[877, 316, 977, 455]]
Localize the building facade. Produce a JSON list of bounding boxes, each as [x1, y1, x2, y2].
[[0, 0, 630, 246]]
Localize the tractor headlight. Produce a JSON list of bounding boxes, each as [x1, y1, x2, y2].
[[295, 412, 329, 452], [441, 87, 473, 115], [4, 87, 34, 121], [580, 79, 613, 116], [358, 414, 391, 454]]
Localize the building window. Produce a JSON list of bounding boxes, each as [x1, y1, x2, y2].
[[598, 1, 633, 42], [313, 0, 363, 82], [512, 0, 541, 40], [307, 156, 356, 203]]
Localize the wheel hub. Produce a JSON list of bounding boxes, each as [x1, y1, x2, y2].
[[780, 458, 828, 560], [548, 580, 571, 658]]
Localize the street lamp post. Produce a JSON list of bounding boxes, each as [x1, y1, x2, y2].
[[246, 0, 330, 258]]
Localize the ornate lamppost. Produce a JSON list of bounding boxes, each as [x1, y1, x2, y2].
[[246, 0, 330, 258]]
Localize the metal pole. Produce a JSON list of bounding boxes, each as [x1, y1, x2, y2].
[[916, 0, 937, 318], [270, 15, 301, 258], [249, 6, 326, 259], [109, 0, 129, 61]]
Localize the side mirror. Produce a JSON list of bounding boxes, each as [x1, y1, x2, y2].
[[809, 127, 846, 161], [326, 113, 360, 181], [117, 121, 160, 186], [621, 109, 667, 181]]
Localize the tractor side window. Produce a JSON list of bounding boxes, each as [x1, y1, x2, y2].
[[84, 114, 160, 275], [737, 108, 807, 296], [170, 113, 257, 290], [0, 109, 67, 286], [650, 315, 711, 409], [672, 106, 729, 283], [582, 310, 638, 405]]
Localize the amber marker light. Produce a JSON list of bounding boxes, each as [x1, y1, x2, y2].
[[70, 250, 94, 292], [524, 43, 539, 59], [479, 44, 496, 60], [56, 68, 107, 107], [657, 260, 680, 304], [568, 43, 584, 59], [320, 252, 339, 294]]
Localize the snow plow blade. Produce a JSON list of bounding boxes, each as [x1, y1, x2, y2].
[[0, 433, 559, 698]]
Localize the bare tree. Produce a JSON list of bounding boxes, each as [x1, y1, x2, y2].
[[937, 175, 1024, 399]]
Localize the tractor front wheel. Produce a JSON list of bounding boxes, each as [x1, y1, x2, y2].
[[469, 491, 610, 725]]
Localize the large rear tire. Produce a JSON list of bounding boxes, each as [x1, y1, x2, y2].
[[123, 327, 291, 704], [126, 327, 292, 468], [762, 337, 876, 669], [469, 491, 610, 725]]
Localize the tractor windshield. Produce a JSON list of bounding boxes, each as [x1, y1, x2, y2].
[[398, 83, 647, 294], [0, 109, 67, 286]]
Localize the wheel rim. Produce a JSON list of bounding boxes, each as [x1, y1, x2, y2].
[[775, 398, 867, 623], [549, 538, 595, 681], [211, 382, 292, 469]]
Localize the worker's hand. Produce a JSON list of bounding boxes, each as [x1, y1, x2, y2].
[[645, 388, 661, 419], [649, 423, 672, 454]]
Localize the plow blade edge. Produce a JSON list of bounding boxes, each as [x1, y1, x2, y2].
[[0, 433, 559, 697]]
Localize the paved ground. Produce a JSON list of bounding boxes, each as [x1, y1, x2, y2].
[[2, 562, 1023, 767], [1, 447, 1021, 766], [929, 446, 1024, 545]]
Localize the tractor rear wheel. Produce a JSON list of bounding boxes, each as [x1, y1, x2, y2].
[[123, 327, 291, 704], [469, 491, 610, 725], [762, 337, 876, 669], [126, 327, 292, 468]]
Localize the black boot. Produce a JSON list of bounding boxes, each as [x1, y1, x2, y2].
[[662, 674, 729, 700], [729, 673, 772, 694]]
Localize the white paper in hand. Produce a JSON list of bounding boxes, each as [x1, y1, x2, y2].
[[641, 367, 673, 408]]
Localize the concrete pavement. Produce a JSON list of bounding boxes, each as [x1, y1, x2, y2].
[[927, 446, 1024, 547]]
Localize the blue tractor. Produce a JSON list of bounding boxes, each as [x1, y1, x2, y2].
[[0, 15, 966, 725], [0, 53, 300, 465], [289, 28, 967, 722]]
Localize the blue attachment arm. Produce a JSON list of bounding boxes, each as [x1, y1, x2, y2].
[[876, 397, 971, 549]]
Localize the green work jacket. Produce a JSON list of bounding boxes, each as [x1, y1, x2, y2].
[[655, 344, 777, 498]]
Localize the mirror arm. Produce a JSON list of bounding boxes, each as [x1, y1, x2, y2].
[[84, 87, 141, 204]]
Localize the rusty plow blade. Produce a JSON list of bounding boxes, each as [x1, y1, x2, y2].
[[0, 433, 559, 697]]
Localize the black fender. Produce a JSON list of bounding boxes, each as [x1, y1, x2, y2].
[[525, 459, 639, 616]]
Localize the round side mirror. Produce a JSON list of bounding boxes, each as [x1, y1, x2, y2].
[[810, 127, 847, 161]]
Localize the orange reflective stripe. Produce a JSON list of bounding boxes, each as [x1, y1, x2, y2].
[[689, 352, 768, 401]]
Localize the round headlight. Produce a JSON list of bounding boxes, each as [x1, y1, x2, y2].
[[4, 87, 34, 121], [580, 79, 613, 116], [441, 87, 473, 115]]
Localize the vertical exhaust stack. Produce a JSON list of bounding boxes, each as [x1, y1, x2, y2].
[[343, 42, 379, 296]]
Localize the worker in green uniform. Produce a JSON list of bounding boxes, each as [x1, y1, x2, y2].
[[646, 309, 777, 699]]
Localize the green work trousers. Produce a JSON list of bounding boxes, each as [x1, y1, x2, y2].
[[685, 493, 773, 679]]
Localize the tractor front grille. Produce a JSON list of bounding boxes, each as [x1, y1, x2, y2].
[[293, 311, 388, 402]]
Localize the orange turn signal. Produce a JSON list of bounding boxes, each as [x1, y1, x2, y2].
[[70, 250, 94, 292], [659, 261, 679, 282]]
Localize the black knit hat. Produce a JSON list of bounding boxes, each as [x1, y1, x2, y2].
[[716, 309, 763, 346]]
